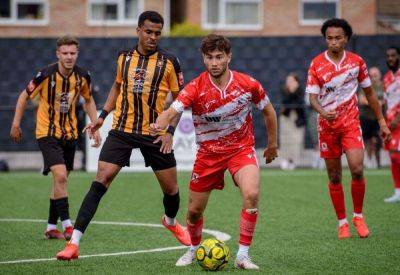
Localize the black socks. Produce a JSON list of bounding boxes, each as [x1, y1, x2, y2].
[[74, 181, 107, 233]]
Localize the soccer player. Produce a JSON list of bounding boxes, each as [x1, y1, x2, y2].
[[10, 36, 101, 240], [383, 46, 400, 203], [56, 11, 189, 260], [306, 18, 391, 239], [150, 34, 278, 270]]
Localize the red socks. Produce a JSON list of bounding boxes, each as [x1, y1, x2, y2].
[[328, 183, 346, 220], [351, 178, 366, 214], [239, 209, 258, 246], [187, 218, 203, 246], [390, 153, 400, 189]]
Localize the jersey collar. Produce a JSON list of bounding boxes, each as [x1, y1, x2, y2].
[[135, 45, 158, 57], [324, 50, 347, 71], [207, 70, 233, 99]]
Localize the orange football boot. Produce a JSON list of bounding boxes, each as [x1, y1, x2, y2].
[[352, 217, 369, 238], [338, 223, 351, 239], [44, 229, 64, 240], [63, 226, 73, 241], [56, 243, 79, 261], [161, 215, 191, 246]]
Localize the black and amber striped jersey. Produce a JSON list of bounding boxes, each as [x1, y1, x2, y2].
[[26, 63, 91, 140], [112, 46, 184, 135]]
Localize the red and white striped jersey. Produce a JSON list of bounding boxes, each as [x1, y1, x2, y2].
[[383, 69, 400, 124], [171, 70, 270, 154], [306, 50, 371, 131]]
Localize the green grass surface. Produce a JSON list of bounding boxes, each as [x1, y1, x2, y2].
[[0, 169, 399, 274]]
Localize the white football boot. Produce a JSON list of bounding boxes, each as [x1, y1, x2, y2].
[[384, 193, 400, 203], [234, 255, 260, 270], [175, 248, 195, 266]]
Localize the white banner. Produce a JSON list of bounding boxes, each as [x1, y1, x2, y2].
[[86, 111, 197, 172]]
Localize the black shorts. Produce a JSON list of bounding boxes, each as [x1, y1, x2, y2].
[[37, 137, 77, 175], [360, 118, 380, 140], [99, 129, 176, 171]]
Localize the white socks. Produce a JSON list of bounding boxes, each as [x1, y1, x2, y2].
[[47, 224, 57, 231], [338, 218, 348, 227], [395, 188, 400, 196], [70, 229, 83, 245], [353, 213, 363, 218], [237, 244, 250, 258], [61, 219, 72, 230], [164, 216, 176, 226]]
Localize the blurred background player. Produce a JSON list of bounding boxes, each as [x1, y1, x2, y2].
[[279, 72, 305, 170], [10, 36, 101, 240], [150, 34, 278, 270], [383, 46, 400, 203], [359, 67, 384, 169], [306, 18, 391, 239], [56, 11, 189, 261]]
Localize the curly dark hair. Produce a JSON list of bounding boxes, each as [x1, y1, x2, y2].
[[138, 11, 164, 27], [321, 18, 353, 39], [387, 46, 400, 54]]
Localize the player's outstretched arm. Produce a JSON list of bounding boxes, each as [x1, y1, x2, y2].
[[83, 95, 102, 147], [10, 90, 29, 143], [262, 103, 278, 164], [149, 107, 179, 136], [363, 86, 391, 142], [309, 94, 336, 120]]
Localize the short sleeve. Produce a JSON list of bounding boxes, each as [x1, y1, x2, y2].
[[168, 56, 184, 95], [305, 61, 321, 94], [26, 70, 47, 99], [80, 71, 92, 100], [115, 54, 124, 84], [249, 77, 270, 110], [358, 58, 371, 88], [171, 80, 197, 113]]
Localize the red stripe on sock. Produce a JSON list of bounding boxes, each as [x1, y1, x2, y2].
[[390, 153, 400, 189], [239, 209, 258, 246], [186, 218, 203, 246], [351, 178, 366, 214], [328, 183, 346, 220]]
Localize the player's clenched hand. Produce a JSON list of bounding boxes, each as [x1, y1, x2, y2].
[[149, 123, 163, 136], [83, 118, 104, 135], [263, 145, 278, 164], [380, 124, 392, 143], [91, 130, 102, 148], [321, 110, 336, 121], [10, 124, 22, 143], [153, 134, 173, 154]]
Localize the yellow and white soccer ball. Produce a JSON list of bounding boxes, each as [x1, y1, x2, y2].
[[196, 238, 230, 271]]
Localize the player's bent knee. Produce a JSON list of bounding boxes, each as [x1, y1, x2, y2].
[[243, 191, 259, 205], [329, 173, 341, 184], [54, 173, 68, 185]]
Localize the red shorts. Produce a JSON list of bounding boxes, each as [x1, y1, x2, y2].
[[189, 147, 259, 192], [318, 124, 364, 159], [385, 126, 400, 151]]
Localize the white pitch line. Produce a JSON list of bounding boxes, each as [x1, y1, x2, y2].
[[0, 218, 231, 265]]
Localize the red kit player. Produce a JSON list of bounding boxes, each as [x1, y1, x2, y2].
[[306, 18, 391, 239], [383, 46, 400, 203], [150, 34, 278, 270]]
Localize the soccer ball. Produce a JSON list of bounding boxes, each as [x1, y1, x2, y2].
[[196, 238, 230, 271]]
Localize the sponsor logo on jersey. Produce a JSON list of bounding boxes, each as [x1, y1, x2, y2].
[[320, 142, 328, 152]]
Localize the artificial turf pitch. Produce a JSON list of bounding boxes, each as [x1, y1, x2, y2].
[[0, 169, 399, 274]]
